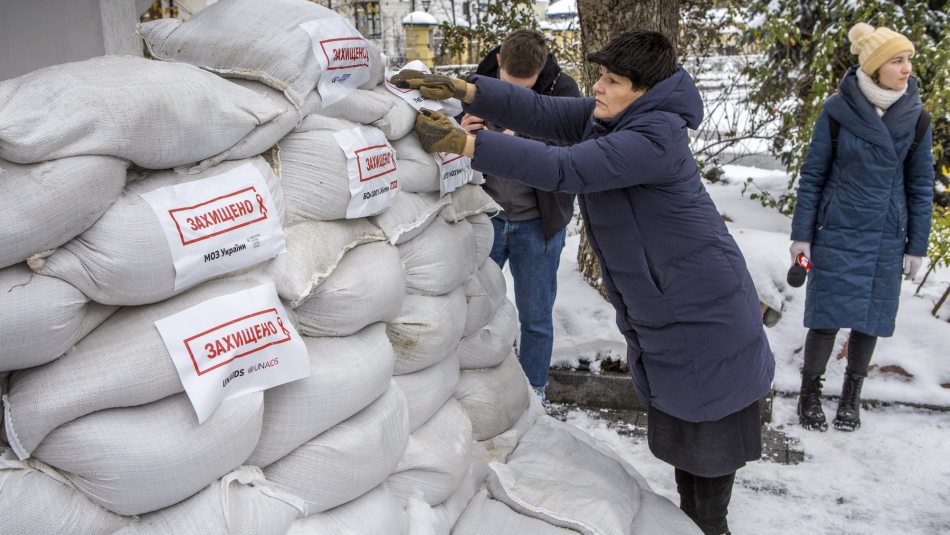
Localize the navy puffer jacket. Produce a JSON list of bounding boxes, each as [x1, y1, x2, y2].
[[791, 67, 934, 337], [465, 68, 775, 422]]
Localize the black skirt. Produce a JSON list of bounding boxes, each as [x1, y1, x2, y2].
[[647, 400, 762, 478]]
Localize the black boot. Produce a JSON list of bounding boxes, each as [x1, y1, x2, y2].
[[834, 373, 864, 431], [797, 374, 828, 431]]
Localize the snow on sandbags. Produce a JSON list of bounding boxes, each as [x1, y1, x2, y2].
[[0, 452, 131, 534], [269, 219, 386, 307], [263, 385, 410, 515], [0, 264, 116, 371], [29, 157, 286, 306], [398, 218, 477, 296], [248, 325, 395, 467], [293, 241, 405, 337], [455, 353, 531, 441], [392, 353, 460, 432], [386, 398, 473, 507], [0, 157, 128, 269], [441, 184, 501, 225], [287, 484, 408, 535], [458, 299, 519, 370], [115, 467, 304, 535], [371, 191, 451, 245], [320, 85, 417, 140], [485, 416, 702, 535], [388, 288, 467, 375], [452, 489, 579, 535], [392, 134, 440, 193], [0, 56, 282, 168], [462, 259, 507, 337], [280, 115, 397, 224], [137, 0, 384, 108], [31, 392, 264, 515], [2, 272, 274, 458]]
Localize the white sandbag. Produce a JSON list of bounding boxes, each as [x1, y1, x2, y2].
[[287, 484, 408, 535], [0, 156, 128, 269], [415, 441, 498, 535], [0, 451, 131, 534], [179, 80, 322, 175], [388, 288, 467, 375], [468, 213, 495, 268], [2, 272, 271, 459], [280, 114, 394, 224], [486, 416, 701, 535], [29, 157, 285, 306], [320, 85, 417, 140], [371, 191, 450, 245], [137, 0, 383, 108], [264, 385, 410, 515], [269, 219, 386, 306], [248, 325, 395, 467], [32, 391, 263, 515], [115, 466, 305, 535], [392, 134, 440, 193], [0, 264, 116, 371], [293, 241, 405, 337], [458, 299, 519, 370], [387, 399, 473, 506], [462, 259, 507, 337], [398, 218, 476, 296], [455, 353, 530, 441], [392, 353, 460, 432], [441, 184, 501, 223], [452, 489, 579, 535], [0, 56, 281, 168]]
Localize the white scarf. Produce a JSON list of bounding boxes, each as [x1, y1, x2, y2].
[[857, 69, 906, 117]]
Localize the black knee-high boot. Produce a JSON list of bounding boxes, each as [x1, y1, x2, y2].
[[798, 328, 837, 431], [675, 468, 735, 535], [834, 330, 876, 431]]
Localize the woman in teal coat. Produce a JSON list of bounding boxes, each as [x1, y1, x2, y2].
[[791, 23, 934, 432]]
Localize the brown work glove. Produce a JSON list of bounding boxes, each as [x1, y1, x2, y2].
[[415, 109, 469, 154], [389, 69, 468, 100]]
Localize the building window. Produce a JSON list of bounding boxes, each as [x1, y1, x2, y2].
[[354, 2, 382, 39]]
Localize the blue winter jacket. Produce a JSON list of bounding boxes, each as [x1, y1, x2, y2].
[[464, 68, 775, 422], [791, 67, 934, 337]]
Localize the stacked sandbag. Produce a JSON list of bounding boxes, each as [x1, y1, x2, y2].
[[0, 264, 116, 371], [286, 483, 409, 535], [0, 55, 282, 169], [29, 157, 286, 305]]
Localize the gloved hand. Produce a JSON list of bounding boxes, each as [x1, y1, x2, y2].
[[790, 241, 811, 264], [415, 109, 469, 154], [389, 69, 468, 100], [903, 255, 923, 280]]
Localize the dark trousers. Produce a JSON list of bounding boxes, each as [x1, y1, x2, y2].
[[675, 469, 735, 535], [802, 328, 878, 379]]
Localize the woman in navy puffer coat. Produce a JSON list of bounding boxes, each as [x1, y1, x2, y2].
[[393, 31, 774, 535], [791, 23, 934, 434]]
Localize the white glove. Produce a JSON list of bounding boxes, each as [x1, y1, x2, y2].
[[790, 241, 811, 264], [903, 255, 923, 280]]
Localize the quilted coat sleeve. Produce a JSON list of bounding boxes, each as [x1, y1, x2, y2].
[[904, 126, 935, 257], [790, 108, 835, 243]]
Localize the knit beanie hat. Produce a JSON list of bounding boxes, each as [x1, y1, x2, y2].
[[849, 22, 915, 76]]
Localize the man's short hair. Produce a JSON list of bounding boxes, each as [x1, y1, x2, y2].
[[587, 31, 677, 90], [499, 29, 548, 78]]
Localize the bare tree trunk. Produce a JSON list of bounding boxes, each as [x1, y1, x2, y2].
[[574, 0, 680, 297]]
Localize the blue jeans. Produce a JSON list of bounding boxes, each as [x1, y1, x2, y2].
[[490, 217, 566, 390]]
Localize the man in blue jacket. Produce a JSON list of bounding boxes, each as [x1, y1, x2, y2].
[[392, 30, 774, 535], [461, 30, 580, 402]]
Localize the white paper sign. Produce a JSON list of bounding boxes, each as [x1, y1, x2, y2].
[[300, 18, 372, 107], [333, 126, 400, 218], [435, 152, 473, 196], [140, 163, 286, 292], [154, 282, 309, 423]]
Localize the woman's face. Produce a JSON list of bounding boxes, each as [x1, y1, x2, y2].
[[591, 66, 644, 120], [876, 51, 913, 91]]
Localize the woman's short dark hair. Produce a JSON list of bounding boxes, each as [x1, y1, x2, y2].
[[499, 29, 548, 78], [587, 31, 677, 90]]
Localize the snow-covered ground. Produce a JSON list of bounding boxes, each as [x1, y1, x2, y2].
[[500, 164, 950, 534]]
